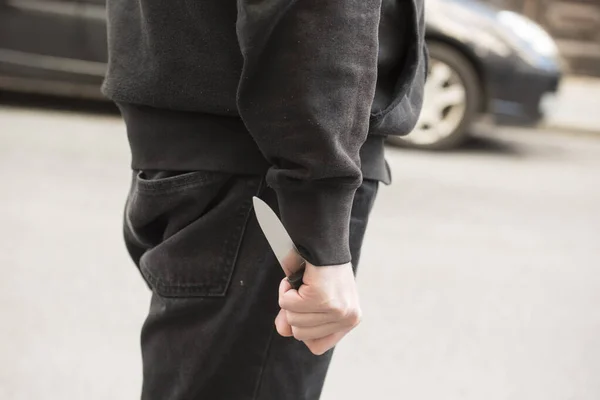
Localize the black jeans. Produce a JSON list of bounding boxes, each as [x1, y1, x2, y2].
[[123, 170, 379, 400]]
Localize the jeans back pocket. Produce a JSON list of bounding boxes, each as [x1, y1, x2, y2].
[[124, 170, 263, 297]]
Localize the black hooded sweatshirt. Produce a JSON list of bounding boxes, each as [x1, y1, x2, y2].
[[102, 0, 426, 266]]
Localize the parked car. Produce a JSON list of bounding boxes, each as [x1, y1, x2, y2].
[[0, 0, 561, 149], [396, 0, 563, 149]]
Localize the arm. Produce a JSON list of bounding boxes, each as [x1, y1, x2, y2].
[[236, 0, 382, 266]]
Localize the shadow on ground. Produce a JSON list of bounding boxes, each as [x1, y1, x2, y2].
[[386, 129, 526, 158], [457, 134, 524, 156]]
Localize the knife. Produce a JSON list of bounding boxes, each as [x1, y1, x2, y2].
[[252, 196, 305, 290]]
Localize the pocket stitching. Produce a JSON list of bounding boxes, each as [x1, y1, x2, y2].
[[138, 178, 264, 297], [135, 171, 227, 194]]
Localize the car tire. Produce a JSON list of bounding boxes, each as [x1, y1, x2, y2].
[[387, 42, 481, 150]]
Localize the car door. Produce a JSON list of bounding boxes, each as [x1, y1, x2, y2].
[[0, 0, 104, 93]]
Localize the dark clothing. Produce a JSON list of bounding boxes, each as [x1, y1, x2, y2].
[[104, 0, 426, 266], [116, 102, 391, 185], [123, 170, 379, 399]]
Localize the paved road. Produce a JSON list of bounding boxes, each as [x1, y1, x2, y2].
[[1, 99, 599, 400]]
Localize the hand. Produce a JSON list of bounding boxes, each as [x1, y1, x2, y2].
[[274, 262, 362, 355]]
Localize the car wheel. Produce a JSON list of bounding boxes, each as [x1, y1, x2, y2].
[[387, 42, 481, 150]]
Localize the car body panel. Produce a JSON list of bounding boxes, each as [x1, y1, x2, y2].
[[0, 0, 104, 85], [426, 0, 561, 126]]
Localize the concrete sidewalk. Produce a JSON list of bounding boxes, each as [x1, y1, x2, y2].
[[543, 76, 600, 134]]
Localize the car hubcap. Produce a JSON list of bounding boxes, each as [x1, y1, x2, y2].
[[404, 60, 467, 145]]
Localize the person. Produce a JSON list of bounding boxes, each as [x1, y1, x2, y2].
[[103, 0, 426, 398]]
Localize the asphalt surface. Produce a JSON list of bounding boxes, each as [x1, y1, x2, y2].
[[1, 97, 599, 400]]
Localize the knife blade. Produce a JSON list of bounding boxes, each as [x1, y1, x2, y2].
[[252, 196, 305, 289]]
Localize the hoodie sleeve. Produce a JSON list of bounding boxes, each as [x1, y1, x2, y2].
[[236, 0, 382, 266]]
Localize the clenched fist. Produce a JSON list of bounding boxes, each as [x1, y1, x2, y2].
[[274, 262, 362, 355]]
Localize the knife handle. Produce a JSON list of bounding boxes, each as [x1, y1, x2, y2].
[[287, 266, 305, 290]]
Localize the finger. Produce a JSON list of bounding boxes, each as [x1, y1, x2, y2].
[[286, 311, 335, 328], [304, 331, 348, 356], [291, 323, 340, 341], [279, 288, 303, 311], [275, 309, 293, 337], [280, 289, 322, 313]]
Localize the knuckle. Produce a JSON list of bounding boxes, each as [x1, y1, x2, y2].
[[334, 306, 347, 318], [292, 328, 305, 341], [286, 314, 297, 326], [325, 299, 346, 317], [307, 343, 326, 356], [346, 308, 362, 327], [275, 325, 286, 337]]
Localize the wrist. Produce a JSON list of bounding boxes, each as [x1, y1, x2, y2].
[[271, 181, 358, 266]]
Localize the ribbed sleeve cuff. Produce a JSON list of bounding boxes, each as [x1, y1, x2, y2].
[[273, 184, 358, 267]]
